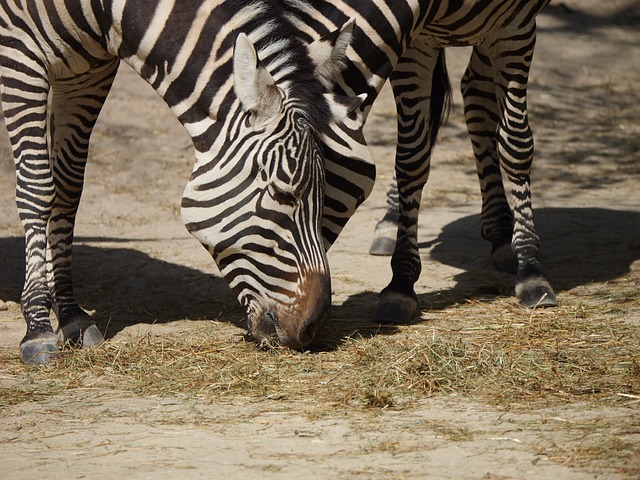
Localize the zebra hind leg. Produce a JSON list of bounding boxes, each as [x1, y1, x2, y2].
[[486, 30, 557, 308], [47, 61, 119, 349], [461, 47, 518, 275]]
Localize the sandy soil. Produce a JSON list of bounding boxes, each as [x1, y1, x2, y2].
[[1, 1, 639, 478]]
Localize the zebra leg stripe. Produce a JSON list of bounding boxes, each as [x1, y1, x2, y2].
[[47, 60, 118, 347], [461, 47, 517, 274], [373, 44, 441, 324], [487, 26, 556, 307], [1, 62, 60, 363], [368, 3, 555, 312]]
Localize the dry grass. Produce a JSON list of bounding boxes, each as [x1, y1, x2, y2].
[[1, 289, 638, 475], [1, 294, 638, 412]]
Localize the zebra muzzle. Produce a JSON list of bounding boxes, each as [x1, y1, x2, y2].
[[249, 272, 331, 350]]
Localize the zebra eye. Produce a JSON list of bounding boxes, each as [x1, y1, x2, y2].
[[269, 184, 297, 206]]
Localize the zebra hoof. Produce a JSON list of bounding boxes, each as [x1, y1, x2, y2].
[[516, 277, 558, 308], [369, 220, 397, 256], [373, 291, 417, 323], [492, 243, 517, 274], [57, 319, 104, 348], [20, 333, 60, 365], [369, 236, 396, 256]]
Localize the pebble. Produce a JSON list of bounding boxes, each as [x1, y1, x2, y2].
[[0, 299, 8, 311]]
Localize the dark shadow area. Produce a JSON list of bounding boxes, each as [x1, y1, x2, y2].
[[413, 207, 640, 310], [542, 2, 640, 32], [315, 291, 401, 351], [3, 207, 637, 351], [0, 237, 396, 351], [0, 237, 244, 339]]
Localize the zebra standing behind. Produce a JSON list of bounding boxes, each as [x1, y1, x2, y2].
[[286, 0, 556, 322], [0, 0, 375, 363]]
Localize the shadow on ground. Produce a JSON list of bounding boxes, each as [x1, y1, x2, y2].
[[2, 207, 638, 349], [419, 207, 640, 308], [339, 207, 640, 325], [0, 237, 244, 340]]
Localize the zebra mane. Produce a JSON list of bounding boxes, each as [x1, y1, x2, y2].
[[239, 0, 334, 130]]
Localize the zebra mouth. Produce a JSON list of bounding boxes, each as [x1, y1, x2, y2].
[[248, 307, 320, 350], [247, 287, 331, 349], [242, 270, 332, 350]]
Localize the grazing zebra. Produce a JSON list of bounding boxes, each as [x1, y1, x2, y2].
[[286, 0, 557, 323], [0, 0, 376, 363]]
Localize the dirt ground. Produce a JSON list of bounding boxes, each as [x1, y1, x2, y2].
[[1, 1, 639, 478]]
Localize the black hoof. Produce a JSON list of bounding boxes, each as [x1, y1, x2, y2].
[[492, 243, 518, 274], [369, 221, 396, 256], [57, 317, 104, 347], [20, 333, 60, 365], [516, 277, 558, 308], [373, 291, 417, 323]]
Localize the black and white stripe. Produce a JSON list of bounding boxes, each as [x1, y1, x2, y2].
[[0, 0, 370, 363], [1, 0, 558, 363], [285, 0, 557, 322]]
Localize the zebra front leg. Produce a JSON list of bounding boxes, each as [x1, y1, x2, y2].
[[370, 47, 451, 260], [1, 73, 60, 363], [461, 47, 517, 274], [374, 46, 444, 323], [488, 27, 557, 308], [47, 62, 118, 347]]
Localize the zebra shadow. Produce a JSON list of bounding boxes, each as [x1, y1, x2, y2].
[[0, 236, 244, 340], [0, 236, 395, 350], [413, 207, 640, 310], [315, 208, 639, 346], [317, 291, 400, 350], [3, 207, 635, 349]]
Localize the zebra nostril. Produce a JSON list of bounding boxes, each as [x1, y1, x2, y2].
[[297, 319, 318, 347], [264, 310, 278, 326]]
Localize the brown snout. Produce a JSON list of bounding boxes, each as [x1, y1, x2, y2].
[[249, 272, 331, 350]]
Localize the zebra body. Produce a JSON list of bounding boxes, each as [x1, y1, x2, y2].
[[2, 0, 556, 363], [287, 0, 556, 321], [0, 0, 374, 363]]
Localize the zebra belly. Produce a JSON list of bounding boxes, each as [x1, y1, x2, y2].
[[0, 3, 114, 80], [419, 0, 546, 48]]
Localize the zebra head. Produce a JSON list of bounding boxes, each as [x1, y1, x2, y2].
[[182, 20, 364, 349]]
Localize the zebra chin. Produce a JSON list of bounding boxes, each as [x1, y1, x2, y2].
[[247, 272, 331, 350]]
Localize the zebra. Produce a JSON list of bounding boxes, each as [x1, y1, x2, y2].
[[0, 0, 376, 363], [285, 0, 557, 322]]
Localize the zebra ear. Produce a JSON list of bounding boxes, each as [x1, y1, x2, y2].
[[233, 33, 283, 120], [325, 93, 366, 127], [308, 18, 356, 89]]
